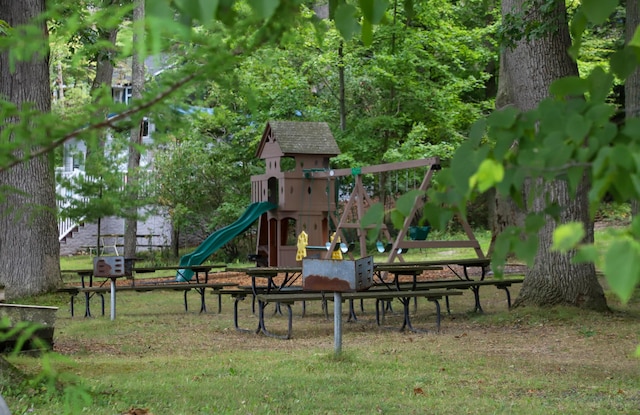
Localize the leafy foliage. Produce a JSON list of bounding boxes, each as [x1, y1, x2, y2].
[[414, 0, 640, 303]]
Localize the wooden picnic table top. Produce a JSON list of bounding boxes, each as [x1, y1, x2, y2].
[[235, 258, 488, 276], [78, 282, 239, 292], [374, 263, 443, 273], [383, 258, 490, 267], [237, 267, 303, 276], [256, 289, 464, 304], [62, 264, 227, 275]]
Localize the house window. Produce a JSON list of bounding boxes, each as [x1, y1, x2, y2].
[[112, 85, 133, 105], [72, 155, 82, 169], [124, 86, 132, 105]]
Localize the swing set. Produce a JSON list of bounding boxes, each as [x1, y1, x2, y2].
[[307, 158, 484, 263], [250, 121, 484, 267]]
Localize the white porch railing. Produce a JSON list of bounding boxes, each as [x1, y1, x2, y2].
[[57, 170, 140, 241], [57, 169, 86, 241]]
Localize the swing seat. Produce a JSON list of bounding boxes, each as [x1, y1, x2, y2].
[[376, 241, 393, 253], [409, 226, 430, 241], [322, 242, 354, 253], [341, 242, 355, 254], [324, 242, 341, 251], [376, 241, 408, 254]]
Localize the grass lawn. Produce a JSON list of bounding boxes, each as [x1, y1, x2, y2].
[[2, 226, 639, 414]]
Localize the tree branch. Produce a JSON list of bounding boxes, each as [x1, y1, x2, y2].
[[0, 70, 201, 173]]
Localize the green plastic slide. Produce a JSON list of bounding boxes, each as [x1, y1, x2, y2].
[[176, 201, 276, 282]]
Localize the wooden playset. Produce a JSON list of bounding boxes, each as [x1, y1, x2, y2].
[[250, 121, 484, 267]]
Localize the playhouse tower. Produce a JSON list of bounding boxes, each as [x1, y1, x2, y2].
[[251, 121, 340, 267]]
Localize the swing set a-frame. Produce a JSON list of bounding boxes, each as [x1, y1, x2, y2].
[[310, 158, 485, 263], [250, 121, 485, 267]]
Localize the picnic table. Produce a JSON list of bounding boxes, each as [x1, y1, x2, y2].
[[387, 258, 491, 280], [374, 262, 444, 289], [88, 234, 165, 256], [255, 289, 465, 339], [61, 263, 229, 317]]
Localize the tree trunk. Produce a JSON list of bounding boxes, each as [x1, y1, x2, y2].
[[627, 0, 640, 218], [500, 0, 607, 310], [487, 48, 526, 258], [87, 2, 119, 252], [338, 41, 346, 131], [124, 0, 145, 259], [516, 176, 606, 309], [0, 0, 61, 299]]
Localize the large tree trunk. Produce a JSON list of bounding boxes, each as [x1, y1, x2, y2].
[[487, 14, 525, 259], [499, 0, 607, 310], [0, 0, 61, 299], [124, 0, 145, 259]]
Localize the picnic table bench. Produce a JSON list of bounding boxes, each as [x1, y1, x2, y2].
[[238, 289, 464, 339], [60, 263, 231, 317], [378, 258, 491, 280], [74, 282, 238, 316], [373, 277, 525, 313]]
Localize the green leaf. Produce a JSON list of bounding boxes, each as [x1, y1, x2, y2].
[[581, 0, 617, 25], [390, 209, 405, 231], [611, 144, 635, 171], [487, 106, 519, 129], [573, 244, 600, 265], [248, 0, 280, 19], [173, 0, 219, 21], [361, 202, 384, 229], [568, 9, 587, 60], [543, 203, 563, 221], [513, 234, 537, 266], [490, 232, 512, 279], [592, 146, 611, 177], [552, 222, 585, 252], [359, 0, 388, 24], [610, 47, 640, 81], [334, 4, 359, 41], [587, 66, 614, 103], [630, 25, 640, 47], [549, 76, 588, 98], [545, 135, 573, 169], [468, 118, 486, 146], [565, 113, 590, 143], [450, 142, 476, 194], [622, 117, 640, 140], [566, 165, 585, 195], [584, 104, 616, 129], [328, 0, 339, 19], [524, 213, 546, 233], [145, 0, 174, 20], [603, 238, 640, 303], [395, 189, 424, 217], [422, 203, 453, 232], [630, 216, 640, 239], [570, 8, 588, 38], [361, 18, 373, 45], [469, 159, 504, 193]]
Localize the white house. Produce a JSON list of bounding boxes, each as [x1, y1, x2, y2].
[[58, 81, 172, 256]]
